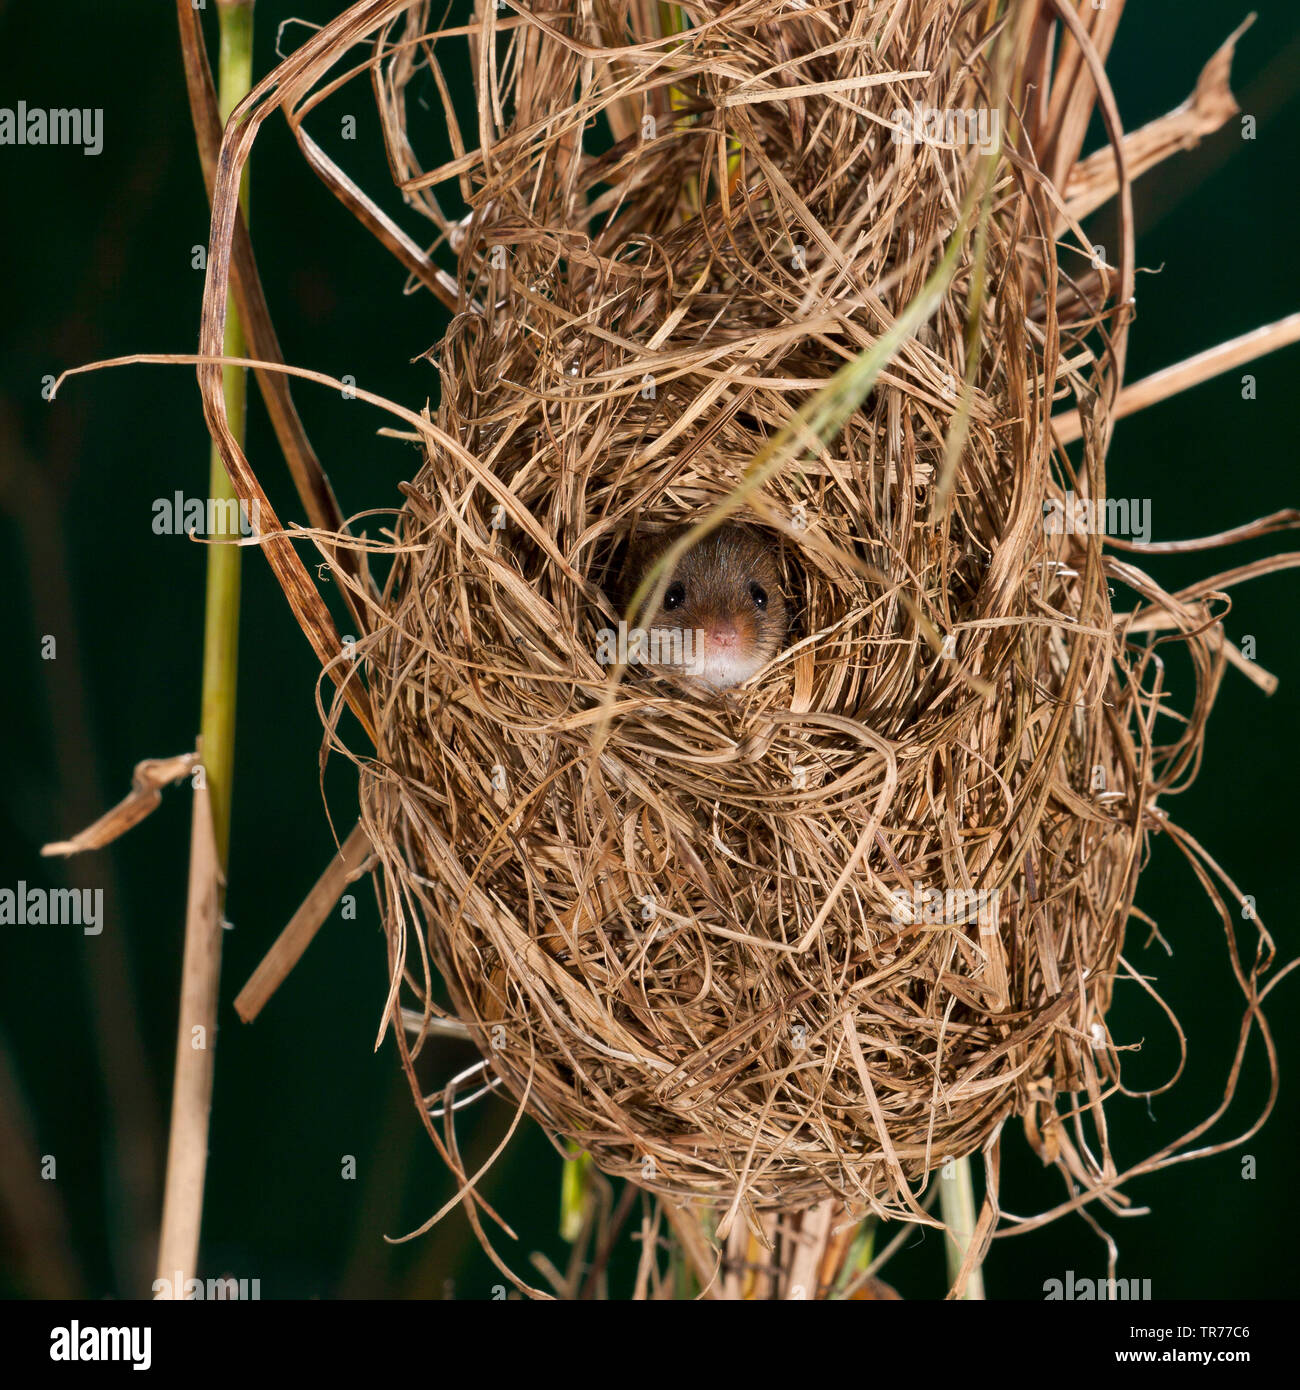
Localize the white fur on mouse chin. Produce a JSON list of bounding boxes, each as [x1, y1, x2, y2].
[[647, 627, 770, 689]]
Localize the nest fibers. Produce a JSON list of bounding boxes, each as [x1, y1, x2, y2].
[[268, 0, 1285, 1228]]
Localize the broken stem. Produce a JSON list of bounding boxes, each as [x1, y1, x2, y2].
[[154, 0, 254, 1297]]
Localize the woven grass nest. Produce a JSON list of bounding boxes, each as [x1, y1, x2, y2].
[[210, 0, 1286, 1236]]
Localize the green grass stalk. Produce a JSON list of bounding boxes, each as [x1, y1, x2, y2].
[[153, 0, 254, 1296], [940, 1155, 986, 1299], [201, 0, 253, 867]]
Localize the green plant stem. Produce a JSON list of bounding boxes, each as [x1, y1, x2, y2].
[[201, 0, 253, 870], [833, 1219, 876, 1298], [153, 0, 254, 1297], [940, 1155, 986, 1299], [560, 1147, 592, 1242]]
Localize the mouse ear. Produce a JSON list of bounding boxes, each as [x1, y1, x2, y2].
[[621, 530, 650, 584], [620, 530, 661, 608], [621, 524, 691, 612], [626, 524, 685, 574]]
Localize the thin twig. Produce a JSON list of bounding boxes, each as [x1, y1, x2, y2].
[[234, 821, 372, 1023], [1054, 312, 1300, 444]]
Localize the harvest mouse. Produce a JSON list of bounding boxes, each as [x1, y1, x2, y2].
[[622, 524, 788, 688]]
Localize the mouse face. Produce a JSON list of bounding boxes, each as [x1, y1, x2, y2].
[[627, 525, 788, 688]]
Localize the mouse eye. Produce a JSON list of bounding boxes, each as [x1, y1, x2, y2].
[[749, 582, 768, 609], [663, 581, 686, 611]]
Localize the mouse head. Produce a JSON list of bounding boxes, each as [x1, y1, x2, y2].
[[628, 525, 788, 688]]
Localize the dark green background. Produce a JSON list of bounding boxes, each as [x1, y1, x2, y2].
[[1, 0, 1296, 1300]]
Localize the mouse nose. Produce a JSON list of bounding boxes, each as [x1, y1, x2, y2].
[[708, 621, 739, 649]]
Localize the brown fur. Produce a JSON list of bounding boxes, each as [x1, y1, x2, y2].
[[624, 524, 787, 686]]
